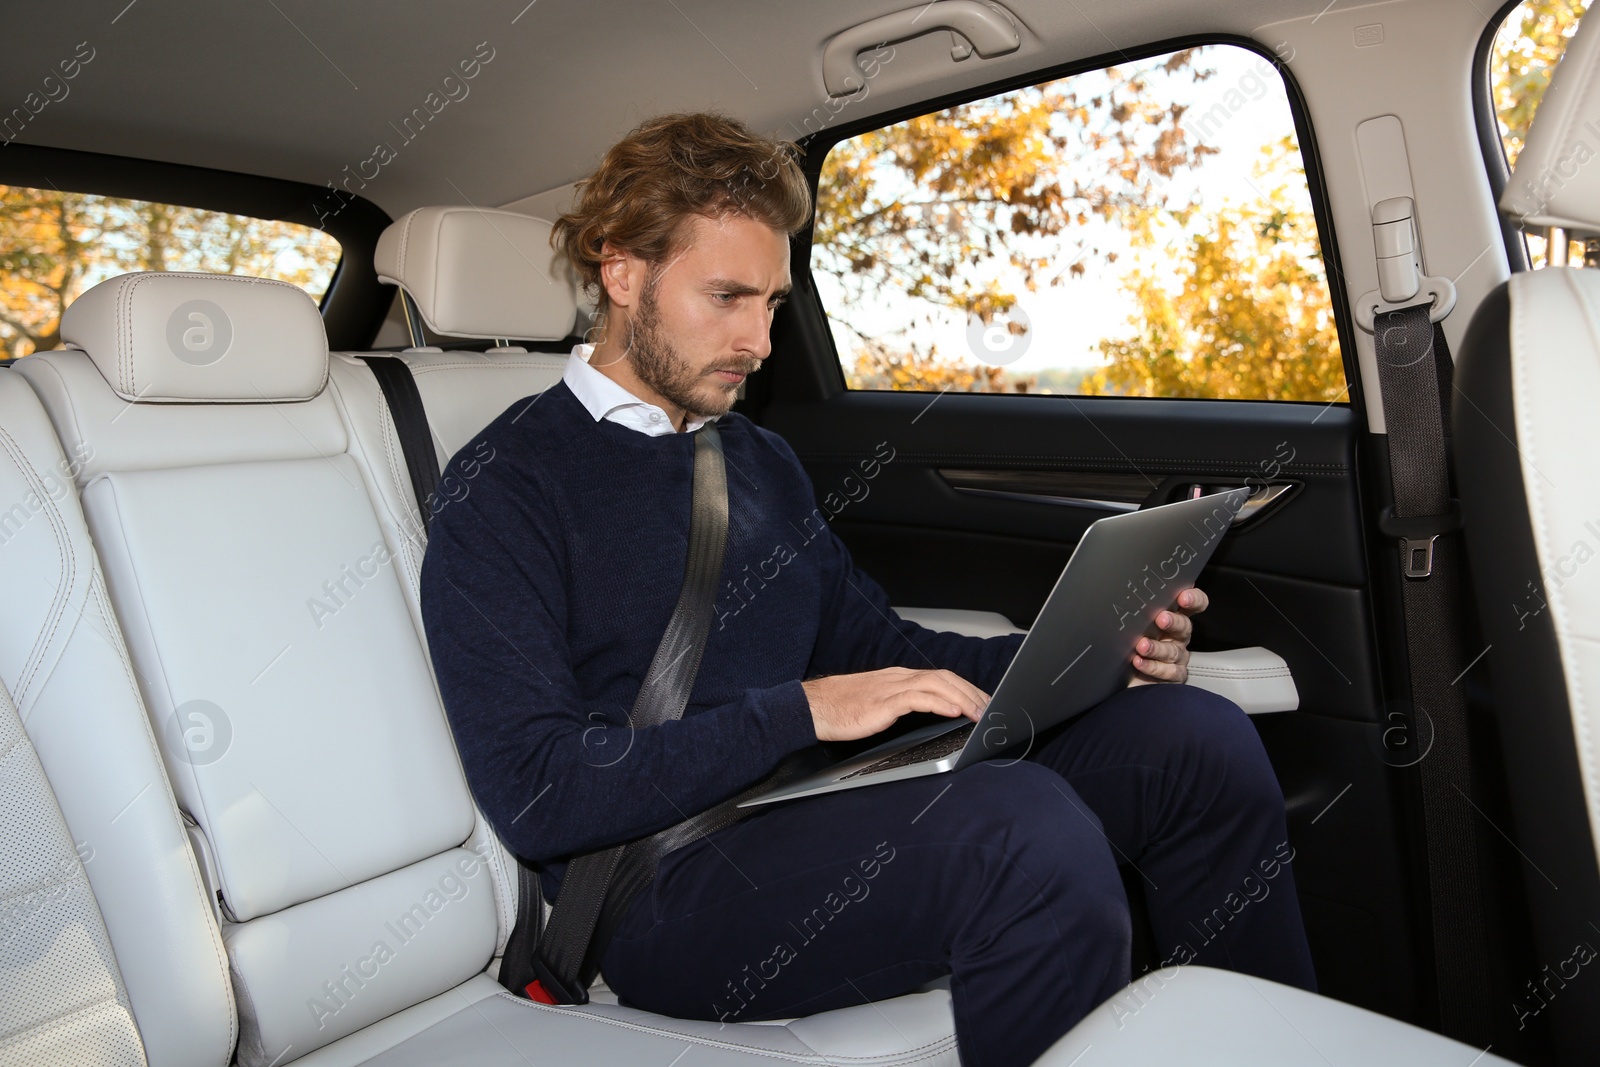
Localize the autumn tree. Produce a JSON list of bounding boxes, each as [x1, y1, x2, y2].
[[1082, 139, 1343, 401], [814, 49, 1217, 391], [0, 186, 341, 361]]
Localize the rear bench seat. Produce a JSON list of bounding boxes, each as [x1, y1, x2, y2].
[[4, 269, 959, 1066]]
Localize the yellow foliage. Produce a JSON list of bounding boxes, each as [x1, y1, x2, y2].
[[1082, 141, 1344, 402]]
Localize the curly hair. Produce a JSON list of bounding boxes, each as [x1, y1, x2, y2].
[[551, 113, 812, 308]]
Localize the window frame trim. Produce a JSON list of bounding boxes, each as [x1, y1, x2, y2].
[[1475, 0, 1540, 276], [788, 31, 1360, 410], [0, 142, 392, 350]]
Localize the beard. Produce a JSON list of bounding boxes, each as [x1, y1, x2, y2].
[[626, 281, 754, 422]]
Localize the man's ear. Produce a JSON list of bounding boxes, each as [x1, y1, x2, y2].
[[598, 242, 649, 312]]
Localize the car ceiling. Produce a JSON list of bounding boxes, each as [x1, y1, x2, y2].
[[8, 0, 1350, 217]]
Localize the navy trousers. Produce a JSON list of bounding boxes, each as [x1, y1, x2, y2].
[[600, 683, 1317, 1066]]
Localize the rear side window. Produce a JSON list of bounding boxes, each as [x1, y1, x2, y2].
[[811, 43, 1346, 402], [0, 186, 342, 361], [1491, 0, 1589, 266]]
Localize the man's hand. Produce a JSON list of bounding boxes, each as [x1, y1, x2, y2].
[[802, 667, 990, 742], [1129, 586, 1209, 686]]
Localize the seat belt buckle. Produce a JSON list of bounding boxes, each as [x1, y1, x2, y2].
[[525, 957, 589, 1006], [1379, 502, 1460, 580]]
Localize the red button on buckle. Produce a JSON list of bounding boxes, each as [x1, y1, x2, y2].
[[525, 980, 559, 1005]]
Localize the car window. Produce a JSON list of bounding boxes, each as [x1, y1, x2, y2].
[[810, 43, 1345, 403], [0, 185, 342, 361], [1491, 0, 1589, 267]]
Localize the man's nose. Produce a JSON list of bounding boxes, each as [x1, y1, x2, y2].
[[737, 303, 775, 360]]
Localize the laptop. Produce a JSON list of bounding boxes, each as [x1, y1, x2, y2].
[[740, 487, 1250, 807]]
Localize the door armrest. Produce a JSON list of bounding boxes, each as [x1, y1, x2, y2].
[[891, 608, 1298, 714]]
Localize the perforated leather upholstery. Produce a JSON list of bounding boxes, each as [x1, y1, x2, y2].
[[0, 678, 146, 1067]]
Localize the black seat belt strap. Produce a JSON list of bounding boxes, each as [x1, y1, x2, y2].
[[513, 422, 733, 1005], [358, 355, 441, 533], [506, 424, 817, 1004], [357, 372, 810, 1005], [1371, 304, 1493, 1045]]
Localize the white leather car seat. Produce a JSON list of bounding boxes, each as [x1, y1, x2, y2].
[[1453, 11, 1600, 1062], [0, 365, 236, 1067], [9, 271, 959, 1066], [366, 204, 571, 469]]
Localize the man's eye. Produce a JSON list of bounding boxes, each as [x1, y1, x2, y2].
[[712, 292, 735, 304], [769, 297, 787, 311]]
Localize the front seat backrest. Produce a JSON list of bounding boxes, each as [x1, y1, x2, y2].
[[1455, 15, 1600, 1060]]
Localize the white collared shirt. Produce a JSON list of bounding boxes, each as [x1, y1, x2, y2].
[[563, 343, 719, 436]]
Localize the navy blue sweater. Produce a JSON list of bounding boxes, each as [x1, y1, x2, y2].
[[420, 381, 1025, 891]]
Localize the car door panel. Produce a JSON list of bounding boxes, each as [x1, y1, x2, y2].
[[760, 385, 1425, 1023]]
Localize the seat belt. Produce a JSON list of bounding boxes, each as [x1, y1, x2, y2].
[[358, 355, 441, 533], [1371, 304, 1494, 1045], [508, 425, 816, 1005], [358, 363, 813, 1005]]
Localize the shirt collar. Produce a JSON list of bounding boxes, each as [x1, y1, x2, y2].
[[563, 344, 716, 437]]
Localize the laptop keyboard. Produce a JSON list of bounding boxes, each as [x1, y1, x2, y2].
[[838, 722, 974, 780]]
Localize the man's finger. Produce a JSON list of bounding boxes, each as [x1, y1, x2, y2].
[[1175, 586, 1210, 615], [1131, 654, 1187, 683], [1136, 637, 1186, 664], [909, 677, 984, 717], [1154, 610, 1192, 642], [937, 669, 991, 709]]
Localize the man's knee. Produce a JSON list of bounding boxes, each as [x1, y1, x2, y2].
[[932, 763, 1125, 899], [1139, 685, 1283, 805]]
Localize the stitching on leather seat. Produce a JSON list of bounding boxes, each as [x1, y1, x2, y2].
[[488, 991, 955, 1063], [0, 424, 74, 707]]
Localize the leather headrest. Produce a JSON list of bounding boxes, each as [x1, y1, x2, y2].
[[375, 206, 578, 341], [1502, 20, 1600, 236], [60, 272, 328, 403]]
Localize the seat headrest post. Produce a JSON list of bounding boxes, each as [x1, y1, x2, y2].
[[401, 291, 428, 348]]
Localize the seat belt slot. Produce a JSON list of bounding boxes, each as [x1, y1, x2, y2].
[[1379, 502, 1461, 579]]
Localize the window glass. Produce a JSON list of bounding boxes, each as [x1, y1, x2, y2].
[[0, 186, 342, 360], [1492, 0, 1589, 267], [812, 43, 1345, 402]]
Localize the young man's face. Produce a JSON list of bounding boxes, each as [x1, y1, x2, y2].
[[602, 213, 791, 423]]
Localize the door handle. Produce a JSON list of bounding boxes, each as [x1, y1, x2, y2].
[[1182, 483, 1296, 526]]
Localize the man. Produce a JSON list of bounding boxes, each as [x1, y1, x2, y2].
[[421, 112, 1315, 1067]]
